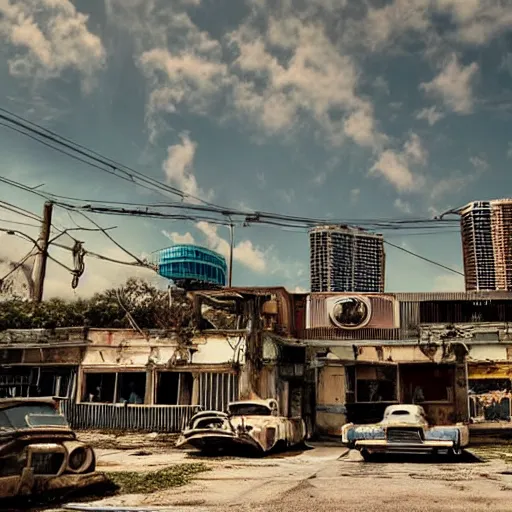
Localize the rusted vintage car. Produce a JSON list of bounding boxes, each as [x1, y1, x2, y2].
[[0, 397, 107, 500], [341, 404, 470, 461], [176, 398, 307, 455]]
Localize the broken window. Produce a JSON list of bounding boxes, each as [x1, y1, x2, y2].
[[197, 293, 246, 330], [400, 364, 454, 403], [117, 373, 146, 404], [155, 372, 193, 405], [0, 367, 74, 398], [82, 373, 116, 403], [356, 365, 397, 402], [469, 378, 512, 422]]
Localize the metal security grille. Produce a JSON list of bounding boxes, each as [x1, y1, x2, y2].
[[198, 372, 239, 412], [386, 428, 423, 444]]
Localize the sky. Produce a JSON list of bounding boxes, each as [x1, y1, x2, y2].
[[1, 0, 512, 299]]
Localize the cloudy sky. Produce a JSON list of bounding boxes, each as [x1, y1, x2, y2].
[[1, 0, 511, 298]]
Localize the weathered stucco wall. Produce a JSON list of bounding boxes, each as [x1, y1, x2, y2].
[[316, 365, 347, 435]]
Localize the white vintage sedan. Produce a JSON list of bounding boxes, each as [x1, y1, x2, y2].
[[341, 404, 469, 461], [176, 399, 307, 455]]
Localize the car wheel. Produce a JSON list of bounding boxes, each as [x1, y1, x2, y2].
[[449, 447, 462, 457], [360, 449, 375, 462]]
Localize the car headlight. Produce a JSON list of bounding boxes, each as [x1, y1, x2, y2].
[[69, 447, 87, 470], [63, 441, 95, 474]]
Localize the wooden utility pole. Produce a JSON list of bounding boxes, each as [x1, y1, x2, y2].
[[32, 201, 53, 303], [228, 224, 234, 287]]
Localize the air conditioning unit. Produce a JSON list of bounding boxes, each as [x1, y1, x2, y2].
[[307, 294, 400, 329]]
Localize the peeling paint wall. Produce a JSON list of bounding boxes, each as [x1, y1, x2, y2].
[[316, 365, 347, 435]]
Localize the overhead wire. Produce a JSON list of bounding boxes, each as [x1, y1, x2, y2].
[[384, 240, 464, 276], [0, 107, 462, 227], [0, 246, 37, 286], [0, 105, 466, 279]]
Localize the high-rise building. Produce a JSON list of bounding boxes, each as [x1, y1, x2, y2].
[[309, 225, 385, 293], [459, 199, 512, 291]]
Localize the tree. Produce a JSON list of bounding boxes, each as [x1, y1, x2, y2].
[[0, 278, 195, 340]]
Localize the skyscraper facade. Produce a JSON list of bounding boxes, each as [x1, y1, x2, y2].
[[309, 225, 385, 293], [460, 199, 512, 291]]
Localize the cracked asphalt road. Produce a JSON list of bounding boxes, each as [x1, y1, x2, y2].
[[58, 443, 512, 512]]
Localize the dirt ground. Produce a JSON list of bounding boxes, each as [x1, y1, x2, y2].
[[47, 433, 512, 512]]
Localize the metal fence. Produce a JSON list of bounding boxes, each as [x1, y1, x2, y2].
[[61, 401, 202, 433], [198, 372, 239, 412]]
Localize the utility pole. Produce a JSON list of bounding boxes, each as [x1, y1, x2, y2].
[[32, 201, 53, 303], [228, 224, 234, 287]]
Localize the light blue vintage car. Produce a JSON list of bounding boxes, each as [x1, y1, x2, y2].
[[341, 404, 469, 461]]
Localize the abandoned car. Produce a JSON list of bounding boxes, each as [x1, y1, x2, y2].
[[0, 398, 106, 499], [176, 398, 307, 455], [341, 404, 470, 460]]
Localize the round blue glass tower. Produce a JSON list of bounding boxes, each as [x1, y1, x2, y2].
[[156, 245, 227, 287]]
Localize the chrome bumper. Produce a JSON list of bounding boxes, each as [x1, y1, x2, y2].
[[355, 439, 454, 453]]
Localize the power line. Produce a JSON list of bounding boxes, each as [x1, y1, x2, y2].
[[0, 106, 462, 229], [0, 217, 40, 228], [384, 240, 464, 276], [0, 246, 37, 286], [0, 108, 216, 205], [0, 200, 42, 222]]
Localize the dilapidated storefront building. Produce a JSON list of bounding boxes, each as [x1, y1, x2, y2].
[[0, 287, 307, 433], [297, 291, 512, 436]]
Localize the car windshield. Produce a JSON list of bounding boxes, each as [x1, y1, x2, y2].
[[229, 404, 272, 416], [0, 404, 69, 430]]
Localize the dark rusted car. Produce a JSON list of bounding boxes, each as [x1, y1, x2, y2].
[[0, 398, 106, 500]]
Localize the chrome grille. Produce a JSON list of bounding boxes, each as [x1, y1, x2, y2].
[[31, 453, 65, 475], [386, 428, 423, 444]]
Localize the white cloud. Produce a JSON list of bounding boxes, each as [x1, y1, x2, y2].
[[162, 230, 195, 245], [0, 0, 106, 92], [469, 155, 489, 172], [195, 222, 267, 273], [162, 133, 213, 202], [404, 133, 428, 165], [371, 151, 418, 192], [343, 107, 387, 150], [358, 0, 431, 51], [416, 107, 445, 126], [228, 18, 370, 145], [394, 198, 412, 214], [0, 233, 166, 300], [435, 0, 512, 45], [420, 54, 479, 114], [371, 133, 427, 192], [430, 173, 468, 200]]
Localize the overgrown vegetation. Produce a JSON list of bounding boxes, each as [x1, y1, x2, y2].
[[108, 463, 210, 494], [0, 278, 194, 340]]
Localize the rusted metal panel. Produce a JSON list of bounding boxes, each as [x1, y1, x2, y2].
[[300, 327, 403, 341], [394, 291, 512, 301], [61, 402, 201, 433]]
